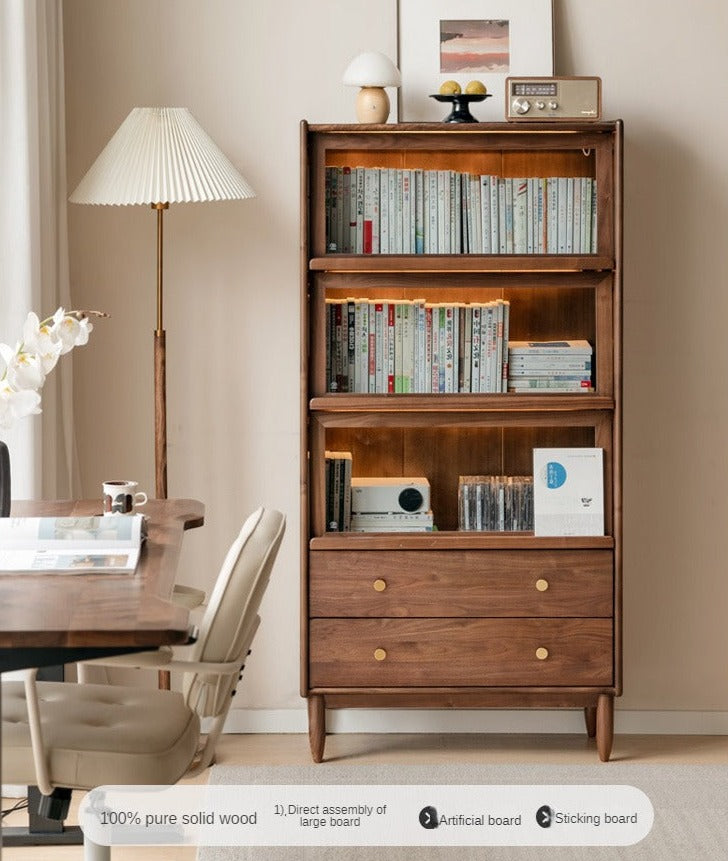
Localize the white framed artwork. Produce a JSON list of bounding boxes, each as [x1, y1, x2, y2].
[[397, 0, 554, 122]]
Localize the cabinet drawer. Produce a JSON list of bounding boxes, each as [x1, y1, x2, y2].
[[309, 618, 613, 688], [309, 550, 613, 618]]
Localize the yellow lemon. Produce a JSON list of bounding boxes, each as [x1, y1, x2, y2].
[[465, 80, 487, 95], [439, 80, 462, 95]]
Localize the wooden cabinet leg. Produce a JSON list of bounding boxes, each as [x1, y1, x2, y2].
[[584, 706, 597, 738], [308, 694, 326, 763], [596, 694, 614, 762]]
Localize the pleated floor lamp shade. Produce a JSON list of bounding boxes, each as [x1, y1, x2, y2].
[[69, 107, 255, 205], [70, 107, 255, 499]]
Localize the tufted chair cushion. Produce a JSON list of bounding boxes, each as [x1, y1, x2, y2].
[[2, 680, 199, 789]]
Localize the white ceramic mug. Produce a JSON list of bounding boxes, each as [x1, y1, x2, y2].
[[103, 480, 148, 515]]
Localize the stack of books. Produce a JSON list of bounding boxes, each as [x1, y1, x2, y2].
[[458, 475, 534, 532], [325, 451, 352, 532], [507, 340, 593, 393]]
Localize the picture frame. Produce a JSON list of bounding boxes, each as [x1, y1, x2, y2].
[[397, 0, 554, 122]]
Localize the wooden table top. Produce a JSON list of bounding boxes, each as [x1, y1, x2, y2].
[[0, 498, 204, 650]]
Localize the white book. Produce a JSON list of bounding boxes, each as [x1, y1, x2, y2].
[[478, 175, 489, 254], [414, 169, 425, 254], [387, 169, 397, 254], [402, 170, 412, 254], [427, 170, 438, 253], [498, 178, 507, 253], [508, 339, 593, 355], [470, 305, 482, 393], [374, 301, 386, 393], [500, 300, 510, 392], [556, 177, 568, 253], [437, 170, 449, 254], [367, 301, 376, 392], [512, 178, 528, 254], [533, 448, 604, 536], [546, 177, 558, 253], [463, 306, 473, 392], [490, 176, 500, 253], [379, 169, 390, 254], [504, 178, 514, 254], [354, 298, 369, 392]]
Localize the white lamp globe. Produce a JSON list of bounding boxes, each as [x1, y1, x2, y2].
[[343, 52, 401, 123]]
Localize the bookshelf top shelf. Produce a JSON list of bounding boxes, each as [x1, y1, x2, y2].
[[307, 120, 621, 137], [309, 255, 615, 273]]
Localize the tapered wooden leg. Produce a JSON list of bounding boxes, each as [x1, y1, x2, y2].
[[308, 694, 326, 763], [596, 694, 614, 762], [584, 706, 597, 738]]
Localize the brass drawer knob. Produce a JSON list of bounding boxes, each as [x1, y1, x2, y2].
[[373, 647, 387, 661], [536, 647, 549, 661], [535, 578, 549, 592], [373, 579, 387, 592]]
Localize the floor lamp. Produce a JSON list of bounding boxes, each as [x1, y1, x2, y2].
[[70, 107, 255, 498]]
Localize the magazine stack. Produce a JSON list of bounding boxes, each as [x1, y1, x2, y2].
[[507, 339, 593, 393]]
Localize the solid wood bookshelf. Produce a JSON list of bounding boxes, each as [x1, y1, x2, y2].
[[300, 120, 623, 762]]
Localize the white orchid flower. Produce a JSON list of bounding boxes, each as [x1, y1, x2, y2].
[[21, 312, 63, 374], [5, 350, 45, 392], [0, 306, 104, 433], [55, 312, 93, 353], [0, 382, 42, 429]]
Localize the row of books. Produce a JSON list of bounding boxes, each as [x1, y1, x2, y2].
[[507, 340, 594, 393], [458, 475, 534, 532], [326, 297, 510, 394], [325, 166, 598, 256], [325, 451, 352, 533]]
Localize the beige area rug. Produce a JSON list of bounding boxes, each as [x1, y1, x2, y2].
[[198, 763, 728, 860]]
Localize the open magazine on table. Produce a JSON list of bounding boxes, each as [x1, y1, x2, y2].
[[0, 514, 146, 574]]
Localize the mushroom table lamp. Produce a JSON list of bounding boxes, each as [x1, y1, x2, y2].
[[343, 51, 401, 123]]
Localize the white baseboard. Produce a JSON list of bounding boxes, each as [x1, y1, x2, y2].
[[219, 708, 728, 736]]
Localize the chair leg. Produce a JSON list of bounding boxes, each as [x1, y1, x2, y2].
[[84, 835, 110, 861]]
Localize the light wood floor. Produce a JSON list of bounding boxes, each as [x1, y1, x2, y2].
[[3, 732, 727, 860]]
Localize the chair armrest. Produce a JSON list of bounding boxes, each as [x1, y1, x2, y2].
[[78, 648, 242, 680], [77, 647, 174, 682], [19, 668, 53, 796]]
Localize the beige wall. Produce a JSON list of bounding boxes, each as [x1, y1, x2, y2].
[[63, 0, 728, 726]]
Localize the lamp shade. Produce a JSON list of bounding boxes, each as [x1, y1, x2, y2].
[[69, 107, 255, 205], [342, 52, 401, 88]]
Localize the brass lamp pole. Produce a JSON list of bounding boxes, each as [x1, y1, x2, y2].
[[154, 202, 169, 498]]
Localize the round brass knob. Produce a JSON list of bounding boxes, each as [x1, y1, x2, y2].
[[373, 648, 387, 662], [373, 579, 387, 592], [535, 578, 549, 592], [536, 647, 549, 661]]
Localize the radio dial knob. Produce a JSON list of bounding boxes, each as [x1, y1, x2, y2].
[[512, 97, 531, 115], [548, 100, 559, 110], [535, 101, 545, 110]]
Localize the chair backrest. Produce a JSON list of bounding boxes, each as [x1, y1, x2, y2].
[[183, 506, 285, 717]]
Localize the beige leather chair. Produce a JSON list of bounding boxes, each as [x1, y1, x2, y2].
[[1, 506, 285, 861]]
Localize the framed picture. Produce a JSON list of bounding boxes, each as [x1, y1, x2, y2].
[[397, 0, 554, 122]]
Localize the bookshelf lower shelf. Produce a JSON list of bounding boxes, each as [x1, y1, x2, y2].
[[309, 532, 615, 551]]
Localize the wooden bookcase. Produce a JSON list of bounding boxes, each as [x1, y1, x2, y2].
[[300, 121, 623, 762]]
